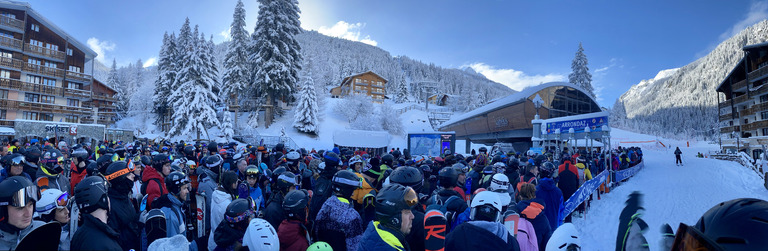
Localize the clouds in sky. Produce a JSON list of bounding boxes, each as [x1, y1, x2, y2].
[[466, 63, 565, 91], [318, 21, 377, 46], [719, 1, 768, 41], [86, 37, 116, 63], [219, 27, 231, 41], [143, 57, 157, 68]]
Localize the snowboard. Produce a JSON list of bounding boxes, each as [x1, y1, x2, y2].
[[16, 222, 62, 251], [195, 193, 207, 239], [503, 210, 520, 236], [424, 209, 447, 251]]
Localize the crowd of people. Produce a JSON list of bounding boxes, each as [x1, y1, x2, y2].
[[0, 137, 764, 251]]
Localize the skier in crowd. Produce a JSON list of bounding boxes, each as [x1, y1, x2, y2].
[[278, 189, 311, 251], [104, 161, 141, 251], [212, 198, 252, 251], [265, 172, 298, 229], [446, 191, 520, 251], [208, 171, 238, 251], [314, 169, 365, 251], [71, 176, 121, 251], [515, 183, 552, 249], [358, 184, 417, 251]]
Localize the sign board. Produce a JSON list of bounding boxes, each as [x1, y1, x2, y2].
[[544, 116, 608, 134], [45, 124, 70, 134], [529, 147, 543, 155], [408, 132, 456, 157], [69, 126, 78, 136]]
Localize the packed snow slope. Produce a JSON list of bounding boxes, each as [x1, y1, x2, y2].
[[576, 128, 768, 250]]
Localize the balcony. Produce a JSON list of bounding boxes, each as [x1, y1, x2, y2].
[[66, 71, 92, 83], [0, 56, 22, 70], [0, 36, 22, 51], [752, 83, 768, 96], [720, 126, 740, 134], [0, 78, 61, 96], [63, 87, 91, 98], [720, 113, 735, 121], [371, 84, 385, 88], [23, 63, 65, 78], [733, 94, 750, 105], [0, 119, 13, 127], [91, 93, 117, 103], [749, 64, 768, 81], [743, 120, 768, 131], [24, 43, 66, 62], [0, 16, 24, 32], [0, 98, 92, 115], [719, 100, 731, 109], [733, 79, 749, 91], [80, 117, 93, 124]]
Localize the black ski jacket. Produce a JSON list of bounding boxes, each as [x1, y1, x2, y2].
[[71, 214, 122, 251]]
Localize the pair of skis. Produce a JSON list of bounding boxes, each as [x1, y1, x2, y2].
[[424, 208, 520, 251]]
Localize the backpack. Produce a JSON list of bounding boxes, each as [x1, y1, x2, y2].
[[577, 165, 586, 186], [516, 218, 539, 251], [140, 178, 163, 210], [141, 208, 167, 251], [428, 194, 463, 232], [516, 175, 536, 192]]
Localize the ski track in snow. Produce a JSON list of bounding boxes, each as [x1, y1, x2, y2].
[[574, 143, 768, 250]]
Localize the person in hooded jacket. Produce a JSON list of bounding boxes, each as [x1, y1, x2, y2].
[[515, 183, 551, 250], [104, 161, 141, 251], [535, 162, 563, 231], [265, 171, 297, 229], [278, 189, 311, 251], [208, 171, 238, 251], [145, 153, 171, 209], [0, 176, 45, 250], [314, 170, 365, 251], [446, 191, 520, 251], [428, 167, 468, 233], [557, 155, 579, 204], [213, 198, 252, 251], [309, 152, 341, 224]]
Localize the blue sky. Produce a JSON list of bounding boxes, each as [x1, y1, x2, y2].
[[24, 0, 768, 107]]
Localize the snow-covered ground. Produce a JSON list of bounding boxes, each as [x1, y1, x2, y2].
[[575, 128, 768, 250]]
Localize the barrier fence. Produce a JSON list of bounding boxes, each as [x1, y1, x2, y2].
[[560, 159, 645, 219]]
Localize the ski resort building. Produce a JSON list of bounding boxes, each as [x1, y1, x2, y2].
[[330, 71, 388, 102], [0, 1, 118, 143], [716, 42, 768, 158], [438, 82, 603, 152]]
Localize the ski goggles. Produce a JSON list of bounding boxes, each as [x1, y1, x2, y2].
[[403, 187, 418, 208], [225, 208, 255, 223], [104, 160, 137, 181], [332, 176, 363, 188], [670, 223, 723, 250], [0, 185, 38, 208], [37, 192, 69, 213], [10, 155, 25, 166]]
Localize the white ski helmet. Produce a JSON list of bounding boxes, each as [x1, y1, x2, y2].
[[36, 188, 67, 215], [545, 223, 581, 251], [489, 174, 512, 206], [242, 218, 279, 251], [470, 191, 502, 222]]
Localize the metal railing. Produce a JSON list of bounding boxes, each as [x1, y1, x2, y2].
[[0, 98, 92, 115], [234, 134, 299, 150], [720, 126, 740, 134], [0, 16, 23, 31], [0, 36, 22, 50], [24, 43, 66, 61], [91, 93, 117, 102], [743, 120, 768, 131]]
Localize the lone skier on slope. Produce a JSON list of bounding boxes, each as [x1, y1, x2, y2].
[[674, 147, 683, 166]]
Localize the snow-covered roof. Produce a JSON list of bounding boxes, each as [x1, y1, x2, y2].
[[0, 126, 14, 136], [440, 82, 596, 128], [0, 1, 97, 59], [332, 129, 391, 148], [743, 41, 768, 51], [716, 57, 746, 92], [340, 71, 389, 85]]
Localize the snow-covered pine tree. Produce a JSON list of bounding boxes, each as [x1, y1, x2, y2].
[[153, 32, 176, 128], [394, 72, 408, 103], [293, 64, 319, 134], [107, 59, 128, 120], [220, 107, 234, 141], [206, 35, 221, 98], [250, 0, 303, 126], [223, 0, 250, 101], [568, 43, 595, 98], [169, 24, 220, 138]]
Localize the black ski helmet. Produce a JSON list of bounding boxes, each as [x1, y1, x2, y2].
[[207, 143, 218, 154], [686, 198, 768, 249], [332, 170, 361, 198], [205, 155, 224, 174], [540, 162, 556, 178], [275, 172, 297, 193], [224, 198, 254, 230], [184, 145, 196, 157], [40, 149, 65, 174], [152, 153, 171, 171], [165, 171, 190, 197], [374, 184, 418, 231], [282, 189, 309, 222], [75, 176, 110, 214], [381, 154, 395, 166], [437, 167, 459, 188], [0, 176, 37, 231], [388, 166, 423, 192], [114, 145, 126, 158], [96, 154, 114, 175], [479, 146, 487, 153], [245, 166, 261, 179], [72, 148, 89, 163], [104, 161, 134, 194]]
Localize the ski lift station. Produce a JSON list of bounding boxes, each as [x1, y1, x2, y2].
[[438, 82, 612, 155]]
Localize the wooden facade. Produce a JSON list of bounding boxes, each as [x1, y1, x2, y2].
[[330, 71, 388, 102]]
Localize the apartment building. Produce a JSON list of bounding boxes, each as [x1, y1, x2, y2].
[[330, 71, 388, 102]]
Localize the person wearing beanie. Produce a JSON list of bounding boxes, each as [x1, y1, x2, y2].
[[208, 171, 239, 251], [144, 153, 171, 209], [71, 176, 121, 251], [104, 161, 141, 251], [0, 176, 45, 250]]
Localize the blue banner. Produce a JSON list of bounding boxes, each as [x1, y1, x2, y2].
[[545, 116, 609, 134], [562, 171, 608, 218], [615, 161, 645, 182]]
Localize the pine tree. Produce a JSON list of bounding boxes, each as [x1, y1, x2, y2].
[[200, 33, 220, 100], [569, 42, 595, 98], [250, 0, 303, 126], [223, 0, 250, 100], [394, 73, 408, 103], [169, 24, 220, 138], [293, 64, 319, 134], [221, 107, 234, 141], [107, 59, 128, 120], [153, 32, 178, 130]]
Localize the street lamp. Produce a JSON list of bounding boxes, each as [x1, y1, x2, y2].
[[569, 128, 575, 154], [533, 94, 544, 120], [555, 129, 561, 160]]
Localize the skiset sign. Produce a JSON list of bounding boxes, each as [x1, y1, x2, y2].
[[544, 116, 608, 134]]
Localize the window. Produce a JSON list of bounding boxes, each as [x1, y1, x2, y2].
[[45, 44, 58, 51], [0, 51, 10, 59], [745, 119, 749, 124], [67, 82, 82, 90], [27, 75, 41, 84], [67, 99, 79, 107], [44, 61, 56, 68], [0, 30, 12, 39], [0, 89, 7, 99], [0, 70, 9, 79], [39, 113, 53, 121], [31, 24, 39, 32], [24, 93, 39, 102], [761, 95, 768, 103], [763, 111, 768, 120], [0, 110, 5, 120], [42, 78, 55, 87], [66, 48, 72, 56], [1, 13, 16, 19], [65, 115, 78, 123], [68, 65, 80, 72], [22, 111, 38, 120], [27, 58, 41, 65], [29, 39, 42, 47], [40, 95, 54, 104]]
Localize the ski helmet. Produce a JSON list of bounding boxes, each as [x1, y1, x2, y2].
[[307, 241, 333, 251], [282, 189, 309, 222], [224, 198, 254, 230], [332, 170, 362, 198], [275, 172, 297, 193], [540, 162, 556, 178], [3, 153, 25, 167], [75, 176, 110, 214], [245, 166, 261, 179], [35, 188, 67, 216], [23, 147, 41, 164], [470, 191, 502, 222], [152, 153, 172, 171], [388, 166, 423, 192], [437, 167, 459, 188], [349, 155, 364, 166], [0, 176, 38, 209], [323, 151, 341, 172], [165, 171, 190, 197], [40, 149, 65, 174], [482, 165, 494, 175], [114, 145, 126, 158], [272, 167, 287, 182], [381, 154, 395, 166], [104, 161, 136, 195], [72, 148, 89, 163], [676, 198, 768, 250], [546, 223, 581, 251], [286, 151, 300, 162], [479, 146, 487, 153], [183, 145, 196, 157], [242, 218, 279, 251], [374, 184, 418, 231], [452, 163, 468, 173], [489, 173, 510, 193]]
